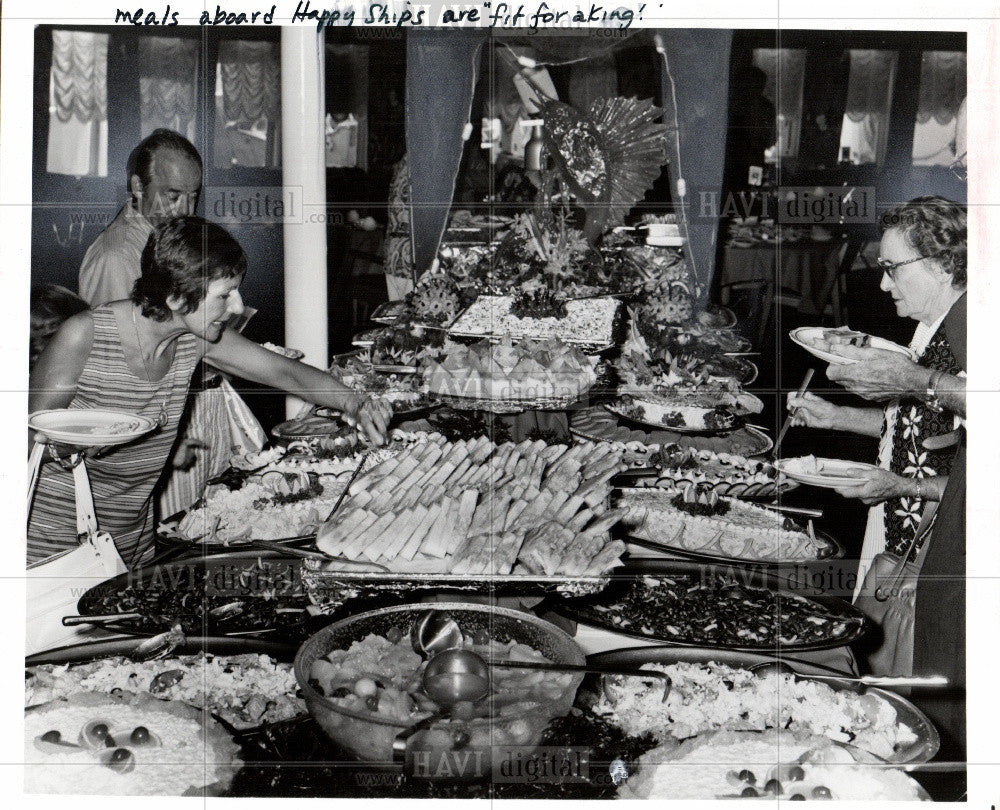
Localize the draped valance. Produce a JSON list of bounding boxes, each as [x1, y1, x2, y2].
[[916, 51, 966, 125], [844, 50, 897, 123], [50, 30, 107, 124], [218, 40, 281, 124], [139, 37, 198, 140]]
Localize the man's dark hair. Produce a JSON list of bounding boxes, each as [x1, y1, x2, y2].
[[132, 217, 246, 321], [127, 128, 203, 188], [881, 196, 967, 288]]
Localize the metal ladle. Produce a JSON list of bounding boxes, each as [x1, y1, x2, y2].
[[422, 648, 673, 704], [749, 660, 947, 689], [410, 610, 464, 659]]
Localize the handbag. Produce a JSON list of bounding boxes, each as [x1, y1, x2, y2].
[[26, 449, 127, 655], [853, 499, 939, 678]]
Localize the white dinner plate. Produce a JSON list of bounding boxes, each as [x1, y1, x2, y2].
[[774, 456, 878, 488], [29, 409, 156, 448], [789, 327, 913, 365]]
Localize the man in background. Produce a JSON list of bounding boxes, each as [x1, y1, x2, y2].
[[79, 128, 202, 306]]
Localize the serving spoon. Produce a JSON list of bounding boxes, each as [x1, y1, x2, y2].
[[422, 648, 673, 704], [749, 660, 947, 689]]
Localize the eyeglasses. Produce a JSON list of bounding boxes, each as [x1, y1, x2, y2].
[[876, 250, 947, 280]]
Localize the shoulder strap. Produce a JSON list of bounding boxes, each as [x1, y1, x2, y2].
[[874, 498, 940, 601]]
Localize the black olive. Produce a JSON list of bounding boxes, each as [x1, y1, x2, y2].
[[130, 727, 150, 745], [90, 723, 110, 741], [788, 766, 805, 782], [738, 769, 755, 785], [740, 787, 758, 798], [452, 730, 471, 749], [790, 794, 805, 801], [365, 695, 379, 712], [764, 779, 783, 795], [329, 687, 352, 698], [105, 747, 134, 773], [812, 786, 832, 799], [41, 730, 61, 744], [105, 735, 118, 748]]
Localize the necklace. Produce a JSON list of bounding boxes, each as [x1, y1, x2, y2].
[[132, 305, 169, 427]]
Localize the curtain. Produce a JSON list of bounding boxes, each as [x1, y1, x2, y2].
[[657, 29, 733, 301], [916, 51, 966, 125], [406, 30, 488, 276], [216, 41, 281, 168], [47, 30, 108, 177], [911, 52, 967, 166], [752, 48, 806, 158], [139, 37, 198, 142], [841, 50, 897, 166]]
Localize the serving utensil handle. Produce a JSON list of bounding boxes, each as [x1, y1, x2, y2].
[[62, 612, 143, 626], [861, 675, 948, 688], [773, 368, 815, 458]]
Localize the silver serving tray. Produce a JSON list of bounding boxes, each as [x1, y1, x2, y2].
[[588, 646, 940, 765], [300, 562, 610, 613]]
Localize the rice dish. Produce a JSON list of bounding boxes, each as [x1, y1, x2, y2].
[[596, 661, 917, 761], [26, 653, 303, 729]]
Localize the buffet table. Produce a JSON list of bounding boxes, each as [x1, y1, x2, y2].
[[24, 223, 960, 802]]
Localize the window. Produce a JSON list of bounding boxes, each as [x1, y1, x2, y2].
[[911, 51, 966, 168], [838, 49, 897, 167], [46, 30, 108, 177], [752, 48, 806, 160], [214, 40, 281, 169]]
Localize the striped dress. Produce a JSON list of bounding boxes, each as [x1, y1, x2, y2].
[[27, 307, 200, 566]]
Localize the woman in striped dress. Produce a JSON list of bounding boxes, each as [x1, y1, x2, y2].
[[28, 217, 392, 567]]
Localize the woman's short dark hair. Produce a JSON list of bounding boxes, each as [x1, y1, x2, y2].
[[880, 196, 967, 288], [132, 217, 247, 321], [30, 284, 89, 369], [127, 129, 203, 187]]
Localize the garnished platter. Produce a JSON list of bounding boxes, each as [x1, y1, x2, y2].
[[616, 443, 796, 500], [618, 487, 843, 565], [549, 562, 867, 652], [606, 390, 762, 434], [448, 294, 620, 351], [73, 556, 318, 640], [571, 406, 773, 457], [589, 646, 940, 765]]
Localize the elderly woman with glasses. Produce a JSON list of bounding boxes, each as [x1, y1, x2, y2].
[[787, 196, 966, 777], [787, 196, 965, 562]]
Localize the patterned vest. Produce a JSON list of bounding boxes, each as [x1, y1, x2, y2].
[[882, 320, 963, 560]]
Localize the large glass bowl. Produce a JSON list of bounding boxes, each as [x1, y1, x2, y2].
[[294, 602, 586, 772]]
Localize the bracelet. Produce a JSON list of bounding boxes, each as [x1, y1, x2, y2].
[[924, 369, 945, 413]]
